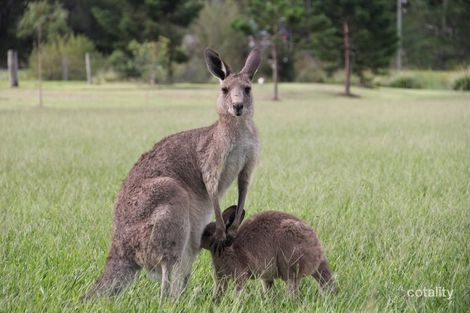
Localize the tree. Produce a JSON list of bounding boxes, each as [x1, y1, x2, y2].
[[402, 0, 470, 69], [0, 0, 29, 67], [233, 0, 305, 100], [312, 0, 397, 96], [17, 1, 69, 106], [90, 0, 202, 83], [181, 0, 248, 82], [128, 37, 170, 84]]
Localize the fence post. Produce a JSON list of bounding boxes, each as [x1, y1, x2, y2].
[[62, 56, 68, 81], [85, 52, 92, 84], [7, 50, 19, 87]]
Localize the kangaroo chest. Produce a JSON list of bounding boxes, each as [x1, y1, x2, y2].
[[218, 138, 255, 197]]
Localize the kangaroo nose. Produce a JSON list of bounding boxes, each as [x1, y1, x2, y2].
[[233, 104, 243, 116]]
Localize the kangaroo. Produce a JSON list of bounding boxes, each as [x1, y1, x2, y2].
[[85, 49, 261, 303], [201, 206, 337, 299]]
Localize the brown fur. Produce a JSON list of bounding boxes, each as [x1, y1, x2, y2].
[[85, 49, 261, 303], [201, 207, 337, 299]]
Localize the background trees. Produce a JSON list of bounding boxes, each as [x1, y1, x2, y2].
[[311, 0, 397, 96], [17, 0, 69, 106], [3, 0, 469, 90]]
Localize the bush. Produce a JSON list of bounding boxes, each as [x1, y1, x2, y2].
[[452, 75, 470, 91], [29, 35, 101, 80], [388, 76, 423, 89], [106, 50, 140, 79], [128, 37, 170, 84], [294, 52, 326, 83]]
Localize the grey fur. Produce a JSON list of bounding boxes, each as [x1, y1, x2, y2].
[[85, 49, 261, 303], [201, 207, 337, 299]]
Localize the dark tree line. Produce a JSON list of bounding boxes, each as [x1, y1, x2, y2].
[[1, 0, 469, 96]]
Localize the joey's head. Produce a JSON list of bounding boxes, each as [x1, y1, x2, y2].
[[200, 205, 246, 253], [204, 48, 261, 118]]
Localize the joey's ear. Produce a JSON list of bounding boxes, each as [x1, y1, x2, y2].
[[204, 48, 231, 81], [239, 209, 246, 223], [223, 205, 238, 228], [200, 222, 216, 250], [240, 49, 261, 80]]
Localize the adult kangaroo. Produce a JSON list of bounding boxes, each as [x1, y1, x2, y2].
[[86, 48, 261, 303]]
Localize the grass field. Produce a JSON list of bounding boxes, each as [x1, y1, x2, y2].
[[1, 81, 469, 312]]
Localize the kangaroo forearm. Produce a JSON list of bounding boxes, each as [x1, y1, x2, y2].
[[234, 171, 251, 228], [211, 196, 225, 231]]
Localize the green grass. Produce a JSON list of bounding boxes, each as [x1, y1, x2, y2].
[[1, 81, 469, 312]]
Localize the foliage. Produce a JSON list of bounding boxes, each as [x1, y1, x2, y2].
[[28, 35, 100, 80], [0, 0, 29, 67], [233, 0, 308, 98], [311, 0, 397, 78], [402, 0, 470, 69], [17, 1, 69, 41], [452, 75, 470, 91], [179, 0, 248, 83], [128, 37, 171, 84], [89, 0, 202, 82], [388, 75, 423, 89]]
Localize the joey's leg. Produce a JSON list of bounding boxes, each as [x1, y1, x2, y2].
[[212, 277, 228, 302], [287, 264, 299, 298], [148, 265, 162, 283], [287, 279, 299, 298], [234, 273, 248, 297], [261, 279, 274, 292]]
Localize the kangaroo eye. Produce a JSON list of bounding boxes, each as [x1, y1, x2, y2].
[[221, 87, 229, 94], [244, 87, 251, 94]]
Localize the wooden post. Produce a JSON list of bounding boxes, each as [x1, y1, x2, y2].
[[85, 52, 92, 84], [271, 37, 279, 101], [7, 50, 19, 87], [62, 56, 68, 81], [343, 20, 351, 96], [38, 24, 43, 107], [396, 0, 402, 70]]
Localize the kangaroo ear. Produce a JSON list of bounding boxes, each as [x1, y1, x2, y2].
[[240, 49, 261, 80], [204, 48, 231, 81], [223, 205, 238, 229], [200, 222, 216, 250], [240, 209, 246, 223]]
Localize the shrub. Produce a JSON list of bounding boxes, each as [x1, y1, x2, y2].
[[128, 37, 170, 84], [29, 35, 101, 80], [388, 76, 423, 89], [452, 75, 470, 91], [106, 50, 140, 79]]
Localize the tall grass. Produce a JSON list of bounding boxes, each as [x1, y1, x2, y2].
[[1, 82, 469, 312]]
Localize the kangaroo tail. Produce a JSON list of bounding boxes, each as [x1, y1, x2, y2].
[[84, 256, 139, 299], [312, 259, 337, 294]]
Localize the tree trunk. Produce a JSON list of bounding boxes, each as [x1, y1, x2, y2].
[[167, 46, 174, 84], [343, 21, 351, 96], [271, 38, 279, 101], [37, 25, 43, 107], [85, 53, 92, 84], [7, 50, 19, 87], [62, 56, 68, 81]]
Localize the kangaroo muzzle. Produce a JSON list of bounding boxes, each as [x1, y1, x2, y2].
[[232, 104, 244, 116]]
